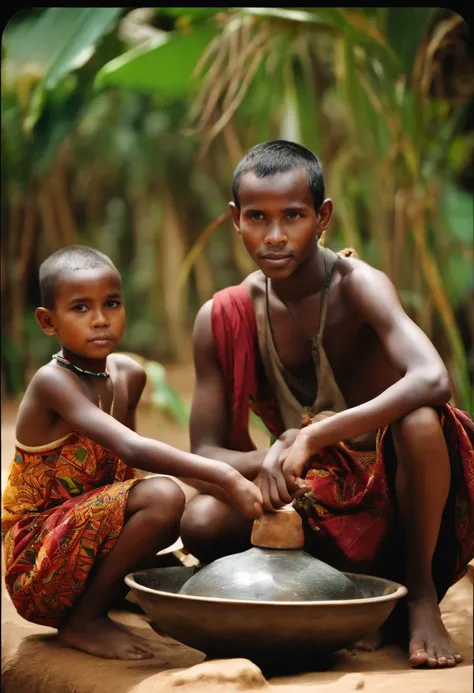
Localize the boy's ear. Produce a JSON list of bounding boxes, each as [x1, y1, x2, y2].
[[229, 201, 241, 234], [316, 198, 333, 235], [35, 307, 57, 336]]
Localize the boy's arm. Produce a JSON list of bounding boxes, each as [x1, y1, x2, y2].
[[35, 366, 262, 518], [189, 300, 270, 480], [295, 265, 451, 456], [122, 359, 147, 432]]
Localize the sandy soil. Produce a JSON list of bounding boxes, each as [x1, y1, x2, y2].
[[1, 363, 473, 692]]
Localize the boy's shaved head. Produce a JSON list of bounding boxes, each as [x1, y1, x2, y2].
[[39, 246, 118, 308]]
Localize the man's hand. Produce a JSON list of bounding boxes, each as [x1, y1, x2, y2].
[[257, 429, 301, 511], [281, 430, 314, 497]]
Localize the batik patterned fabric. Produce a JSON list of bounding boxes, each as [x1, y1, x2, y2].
[[2, 431, 139, 627]]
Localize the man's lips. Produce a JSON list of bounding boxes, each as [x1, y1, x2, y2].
[[260, 252, 293, 260]]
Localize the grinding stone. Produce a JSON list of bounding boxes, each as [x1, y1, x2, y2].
[[179, 547, 360, 601]]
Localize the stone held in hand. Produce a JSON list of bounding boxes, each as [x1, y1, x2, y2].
[[251, 505, 305, 550]]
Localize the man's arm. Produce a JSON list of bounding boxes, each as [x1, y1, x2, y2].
[[189, 300, 269, 480], [299, 264, 451, 453]]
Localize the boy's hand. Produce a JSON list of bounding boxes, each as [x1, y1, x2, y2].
[[219, 467, 264, 519], [257, 429, 300, 511]]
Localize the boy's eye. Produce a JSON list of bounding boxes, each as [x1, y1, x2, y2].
[[287, 212, 302, 220], [106, 300, 121, 308], [249, 212, 265, 221], [72, 304, 87, 312]]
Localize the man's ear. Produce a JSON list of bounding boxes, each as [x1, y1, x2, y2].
[[35, 307, 57, 336], [229, 201, 241, 234], [316, 198, 333, 235]]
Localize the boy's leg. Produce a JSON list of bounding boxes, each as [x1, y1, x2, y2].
[[59, 477, 185, 660], [390, 406, 462, 668]]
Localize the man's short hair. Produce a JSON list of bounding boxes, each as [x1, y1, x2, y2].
[[232, 140, 325, 211], [39, 245, 117, 308]]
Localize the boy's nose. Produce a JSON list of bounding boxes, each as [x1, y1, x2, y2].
[[91, 312, 109, 327]]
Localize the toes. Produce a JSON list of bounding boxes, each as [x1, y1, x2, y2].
[[454, 653, 462, 663], [120, 646, 153, 660], [408, 650, 430, 667], [426, 646, 439, 668], [408, 640, 430, 667]]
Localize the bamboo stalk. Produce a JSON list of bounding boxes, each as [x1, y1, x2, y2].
[[178, 210, 231, 289], [193, 254, 215, 306], [37, 184, 61, 253], [160, 187, 189, 361], [408, 192, 471, 410]]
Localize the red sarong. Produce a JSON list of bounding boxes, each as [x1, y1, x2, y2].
[[211, 285, 474, 595]]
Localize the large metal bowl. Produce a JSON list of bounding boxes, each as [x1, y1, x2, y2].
[[125, 566, 407, 673]]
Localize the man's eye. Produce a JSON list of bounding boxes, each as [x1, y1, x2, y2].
[[250, 213, 265, 221], [287, 212, 301, 220]]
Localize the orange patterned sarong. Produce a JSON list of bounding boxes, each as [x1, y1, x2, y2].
[[2, 432, 140, 627]]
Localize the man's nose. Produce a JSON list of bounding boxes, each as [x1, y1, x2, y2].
[[264, 223, 287, 246]]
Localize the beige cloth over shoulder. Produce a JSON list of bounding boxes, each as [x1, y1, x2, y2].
[[254, 246, 376, 449]]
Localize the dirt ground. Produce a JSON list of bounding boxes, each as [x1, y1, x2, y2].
[[1, 363, 473, 692]]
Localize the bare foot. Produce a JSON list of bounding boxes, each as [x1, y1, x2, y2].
[[408, 597, 462, 668], [351, 630, 383, 652], [59, 616, 154, 660]]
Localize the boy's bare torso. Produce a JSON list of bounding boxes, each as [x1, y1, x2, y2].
[[15, 354, 139, 447]]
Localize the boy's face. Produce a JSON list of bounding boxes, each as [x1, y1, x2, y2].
[[229, 167, 332, 279], [36, 266, 125, 360]]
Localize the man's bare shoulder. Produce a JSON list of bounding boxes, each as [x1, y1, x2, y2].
[[194, 272, 262, 335], [242, 270, 265, 300], [337, 255, 392, 291], [336, 255, 405, 322]]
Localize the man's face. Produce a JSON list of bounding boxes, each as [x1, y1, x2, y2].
[[230, 168, 326, 279]]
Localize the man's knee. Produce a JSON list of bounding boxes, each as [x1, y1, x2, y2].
[[393, 406, 441, 439], [180, 495, 229, 543], [127, 477, 186, 521]]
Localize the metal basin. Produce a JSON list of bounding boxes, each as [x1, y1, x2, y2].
[[125, 566, 407, 673]]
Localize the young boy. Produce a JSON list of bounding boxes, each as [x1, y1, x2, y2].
[[1, 245, 263, 661], [181, 141, 474, 668]]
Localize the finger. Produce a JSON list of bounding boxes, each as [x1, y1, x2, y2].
[[275, 472, 293, 504], [288, 477, 311, 497], [260, 477, 274, 512], [253, 484, 264, 505], [268, 476, 286, 509]]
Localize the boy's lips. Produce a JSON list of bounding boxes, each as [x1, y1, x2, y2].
[[88, 336, 114, 344]]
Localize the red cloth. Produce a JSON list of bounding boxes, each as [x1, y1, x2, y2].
[[211, 285, 474, 592], [211, 285, 283, 450]]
